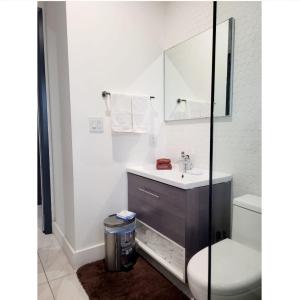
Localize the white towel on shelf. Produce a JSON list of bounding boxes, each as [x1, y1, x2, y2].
[[132, 95, 151, 133], [110, 93, 133, 132]]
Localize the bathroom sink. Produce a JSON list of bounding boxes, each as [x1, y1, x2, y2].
[[126, 165, 232, 190], [186, 168, 203, 175]]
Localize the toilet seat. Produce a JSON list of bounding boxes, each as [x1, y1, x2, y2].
[[187, 239, 261, 297]]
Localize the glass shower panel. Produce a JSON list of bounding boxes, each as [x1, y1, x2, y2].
[[210, 2, 261, 300], [162, 2, 214, 299]]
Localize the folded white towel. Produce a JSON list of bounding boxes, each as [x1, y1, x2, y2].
[[132, 95, 151, 133], [110, 93, 133, 132]]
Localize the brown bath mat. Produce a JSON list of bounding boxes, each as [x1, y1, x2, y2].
[[77, 256, 188, 300]]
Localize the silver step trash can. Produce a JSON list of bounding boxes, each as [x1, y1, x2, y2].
[[104, 214, 136, 272]]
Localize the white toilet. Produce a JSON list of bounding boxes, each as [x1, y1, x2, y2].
[[187, 194, 261, 300]]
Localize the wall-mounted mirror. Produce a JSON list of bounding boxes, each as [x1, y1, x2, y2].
[[164, 18, 234, 121]]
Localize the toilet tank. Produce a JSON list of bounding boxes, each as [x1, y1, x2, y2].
[[232, 194, 261, 251]]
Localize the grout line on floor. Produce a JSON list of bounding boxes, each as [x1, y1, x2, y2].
[[38, 251, 56, 299], [46, 280, 56, 300], [39, 237, 77, 276], [38, 248, 75, 284], [48, 270, 76, 283], [38, 252, 50, 284], [38, 224, 82, 299]]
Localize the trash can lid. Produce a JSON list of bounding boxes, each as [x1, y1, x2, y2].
[[104, 214, 135, 228]]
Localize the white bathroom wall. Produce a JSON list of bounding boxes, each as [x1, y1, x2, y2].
[[162, 1, 261, 197], [214, 2, 261, 196], [65, 1, 165, 252], [43, 2, 76, 248]]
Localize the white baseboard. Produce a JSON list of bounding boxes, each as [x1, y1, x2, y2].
[[53, 222, 105, 269]]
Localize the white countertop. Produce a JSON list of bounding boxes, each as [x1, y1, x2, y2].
[[126, 165, 232, 190]]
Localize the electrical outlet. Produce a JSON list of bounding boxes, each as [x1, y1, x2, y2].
[[89, 118, 104, 133], [149, 134, 157, 146]]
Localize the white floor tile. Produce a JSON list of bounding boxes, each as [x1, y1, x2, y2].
[[50, 273, 88, 300], [38, 262, 48, 285], [38, 229, 60, 250], [38, 283, 54, 300], [39, 247, 74, 281]]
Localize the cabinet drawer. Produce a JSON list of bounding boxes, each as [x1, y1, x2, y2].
[[128, 173, 186, 246]]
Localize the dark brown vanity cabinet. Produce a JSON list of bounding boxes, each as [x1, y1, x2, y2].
[[128, 173, 231, 263]]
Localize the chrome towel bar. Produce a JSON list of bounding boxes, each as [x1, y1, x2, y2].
[[101, 91, 155, 100]]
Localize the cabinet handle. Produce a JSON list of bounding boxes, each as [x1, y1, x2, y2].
[[138, 188, 159, 198]]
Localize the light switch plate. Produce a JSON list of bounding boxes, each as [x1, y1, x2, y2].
[[89, 117, 104, 133]]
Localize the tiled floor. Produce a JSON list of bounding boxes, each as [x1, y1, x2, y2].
[[37, 208, 191, 299], [38, 208, 88, 300]]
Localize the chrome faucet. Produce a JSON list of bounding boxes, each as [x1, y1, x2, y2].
[[180, 151, 192, 173]]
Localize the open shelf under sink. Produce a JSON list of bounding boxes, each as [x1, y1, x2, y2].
[[135, 219, 186, 282]]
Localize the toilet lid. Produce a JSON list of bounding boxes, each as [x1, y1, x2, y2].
[[187, 239, 261, 296]]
